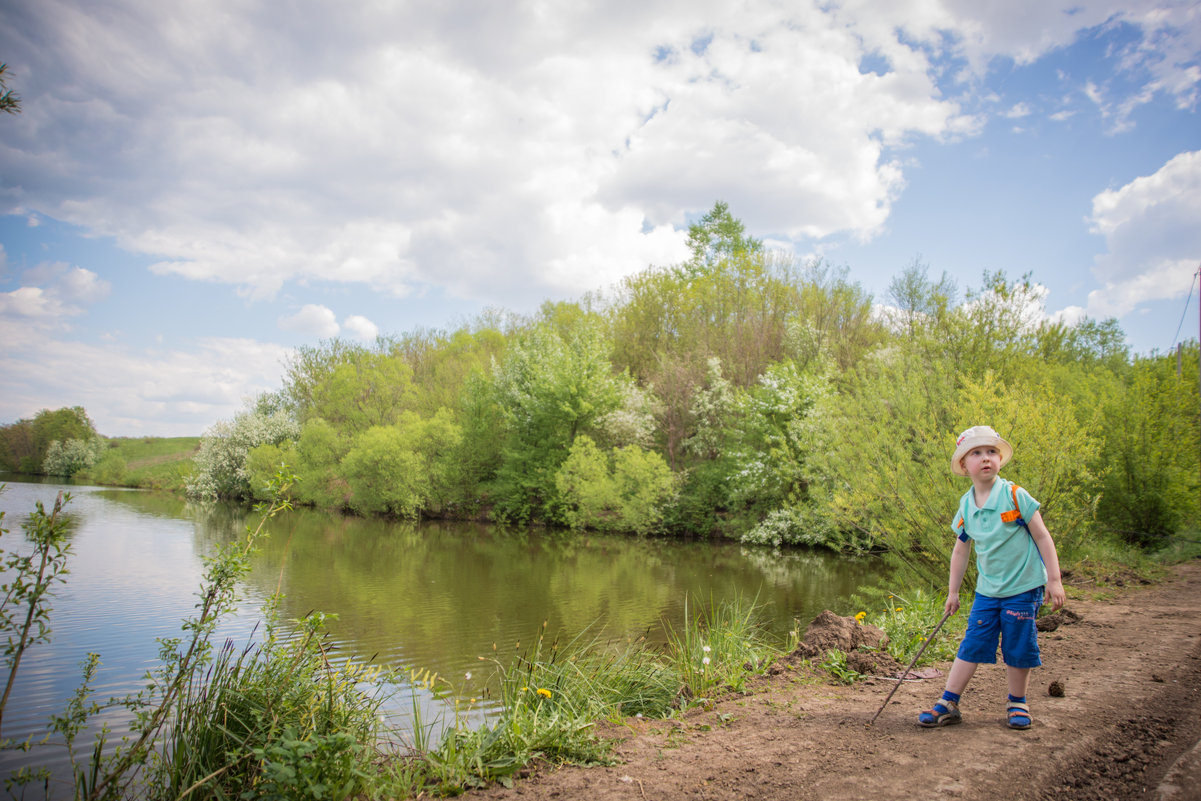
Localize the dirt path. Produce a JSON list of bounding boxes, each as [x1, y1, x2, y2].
[[469, 562, 1201, 801]]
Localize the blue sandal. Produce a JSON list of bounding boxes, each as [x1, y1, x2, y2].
[[918, 699, 962, 727], [1007, 701, 1031, 729]]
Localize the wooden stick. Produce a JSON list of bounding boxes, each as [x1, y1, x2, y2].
[[867, 607, 954, 727]]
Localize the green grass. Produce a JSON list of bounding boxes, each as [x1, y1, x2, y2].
[[80, 436, 200, 490], [863, 587, 965, 666], [152, 618, 386, 801], [379, 598, 788, 796]]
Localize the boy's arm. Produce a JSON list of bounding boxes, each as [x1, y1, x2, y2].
[[945, 536, 971, 616], [1027, 510, 1066, 611]]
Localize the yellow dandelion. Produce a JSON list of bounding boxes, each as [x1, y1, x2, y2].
[[537, 688, 552, 699], [854, 611, 866, 624], [895, 607, 903, 612], [521, 686, 529, 692]]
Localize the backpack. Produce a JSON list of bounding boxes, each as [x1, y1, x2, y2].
[[956, 482, 1030, 539]]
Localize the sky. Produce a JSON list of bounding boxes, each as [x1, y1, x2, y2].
[[1, 1, 1199, 437]]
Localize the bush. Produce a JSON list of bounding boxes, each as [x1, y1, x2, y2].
[[42, 437, 103, 477], [81, 452, 128, 485], [187, 399, 300, 499], [1095, 349, 1200, 548], [554, 435, 676, 534]]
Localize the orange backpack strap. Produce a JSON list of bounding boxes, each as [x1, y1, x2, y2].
[[999, 484, 1025, 525]]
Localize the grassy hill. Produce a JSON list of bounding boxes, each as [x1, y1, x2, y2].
[[86, 436, 201, 491]]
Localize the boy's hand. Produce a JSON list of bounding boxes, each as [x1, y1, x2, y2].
[[1045, 578, 1066, 611], [944, 595, 960, 616]]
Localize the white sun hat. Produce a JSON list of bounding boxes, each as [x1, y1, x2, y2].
[[951, 425, 1013, 476]]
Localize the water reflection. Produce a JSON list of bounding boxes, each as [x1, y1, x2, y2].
[[2, 477, 888, 781]]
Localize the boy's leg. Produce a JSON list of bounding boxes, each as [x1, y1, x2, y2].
[[946, 658, 978, 695], [1006, 665, 1032, 699]]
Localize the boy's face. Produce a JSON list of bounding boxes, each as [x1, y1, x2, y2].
[[961, 445, 1002, 481]]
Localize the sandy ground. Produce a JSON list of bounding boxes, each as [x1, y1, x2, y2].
[[467, 561, 1201, 801]]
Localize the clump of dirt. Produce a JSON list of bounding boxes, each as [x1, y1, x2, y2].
[[846, 649, 904, 676], [1048, 678, 1066, 697], [792, 610, 889, 659], [1037, 607, 1083, 631]]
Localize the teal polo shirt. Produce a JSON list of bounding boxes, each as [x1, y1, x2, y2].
[[951, 477, 1046, 598]]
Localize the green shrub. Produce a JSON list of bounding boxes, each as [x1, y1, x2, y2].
[[554, 436, 676, 534]]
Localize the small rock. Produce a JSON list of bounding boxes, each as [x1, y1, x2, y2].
[[1048, 679, 1066, 697]]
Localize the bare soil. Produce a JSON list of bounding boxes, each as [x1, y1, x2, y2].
[[469, 562, 1201, 801]]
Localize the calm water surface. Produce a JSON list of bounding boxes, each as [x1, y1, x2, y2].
[[0, 476, 888, 779]]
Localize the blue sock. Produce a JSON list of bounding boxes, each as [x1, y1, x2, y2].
[[943, 691, 962, 705], [1007, 694, 1026, 704]]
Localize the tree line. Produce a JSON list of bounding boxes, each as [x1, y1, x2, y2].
[[5, 203, 1197, 580]]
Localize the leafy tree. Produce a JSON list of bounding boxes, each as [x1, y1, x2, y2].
[[43, 438, 103, 477], [1096, 347, 1200, 547], [554, 435, 676, 534], [0, 63, 20, 115], [684, 201, 763, 273], [307, 352, 416, 435], [809, 348, 1101, 583], [187, 400, 300, 500], [340, 411, 463, 518], [341, 427, 428, 518], [0, 407, 98, 474], [489, 317, 628, 522], [726, 360, 829, 517]]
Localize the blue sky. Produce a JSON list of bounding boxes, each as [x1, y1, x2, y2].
[[2, 1, 1199, 437]]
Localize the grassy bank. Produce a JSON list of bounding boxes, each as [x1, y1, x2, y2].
[[80, 436, 200, 491]]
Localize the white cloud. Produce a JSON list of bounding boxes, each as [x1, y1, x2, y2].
[[0, 0, 1195, 331], [342, 314, 378, 341], [1085, 149, 1201, 317], [0, 263, 110, 325], [1004, 102, 1031, 119], [0, 316, 290, 436], [278, 304, 340, 337], [0, 0, 985, 309]]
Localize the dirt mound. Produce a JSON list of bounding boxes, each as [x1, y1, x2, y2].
[[846, 649, 904, 676], [792, 610, 889, 660], [1036, 607, 1082, 631]]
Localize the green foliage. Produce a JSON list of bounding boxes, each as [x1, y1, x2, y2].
[[340, 410, 464, 518], [158, 614, 383, 801], [0, 406, 98, 474], [554, 435, 677, 534], [489, 318, 628, 522], [818, 649, 861, 685], [0, 492, 74, 739], [84, 452, 129, 485], [665, 597, 776, 698], [684, 200, 763, 272], [0, 63, 19, 115], [341, 427, 427, 519], [865, 588, 965, 666], [810, 329, 1102, 584], [42, 437, 103, 477], [1095, 347, 1200, 547], [164, 203, 1198, 564], [75, 436, 199, 490], [188, 398, 300, 500], [726, 361, 829, 517]]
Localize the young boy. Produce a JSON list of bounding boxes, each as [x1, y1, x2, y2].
[[918, 425, 1066, 730]]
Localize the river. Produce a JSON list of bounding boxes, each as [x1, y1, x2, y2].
[[0, 476, 887, 781]]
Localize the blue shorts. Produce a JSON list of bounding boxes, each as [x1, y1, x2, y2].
[[956, 587, 1044, 669]]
